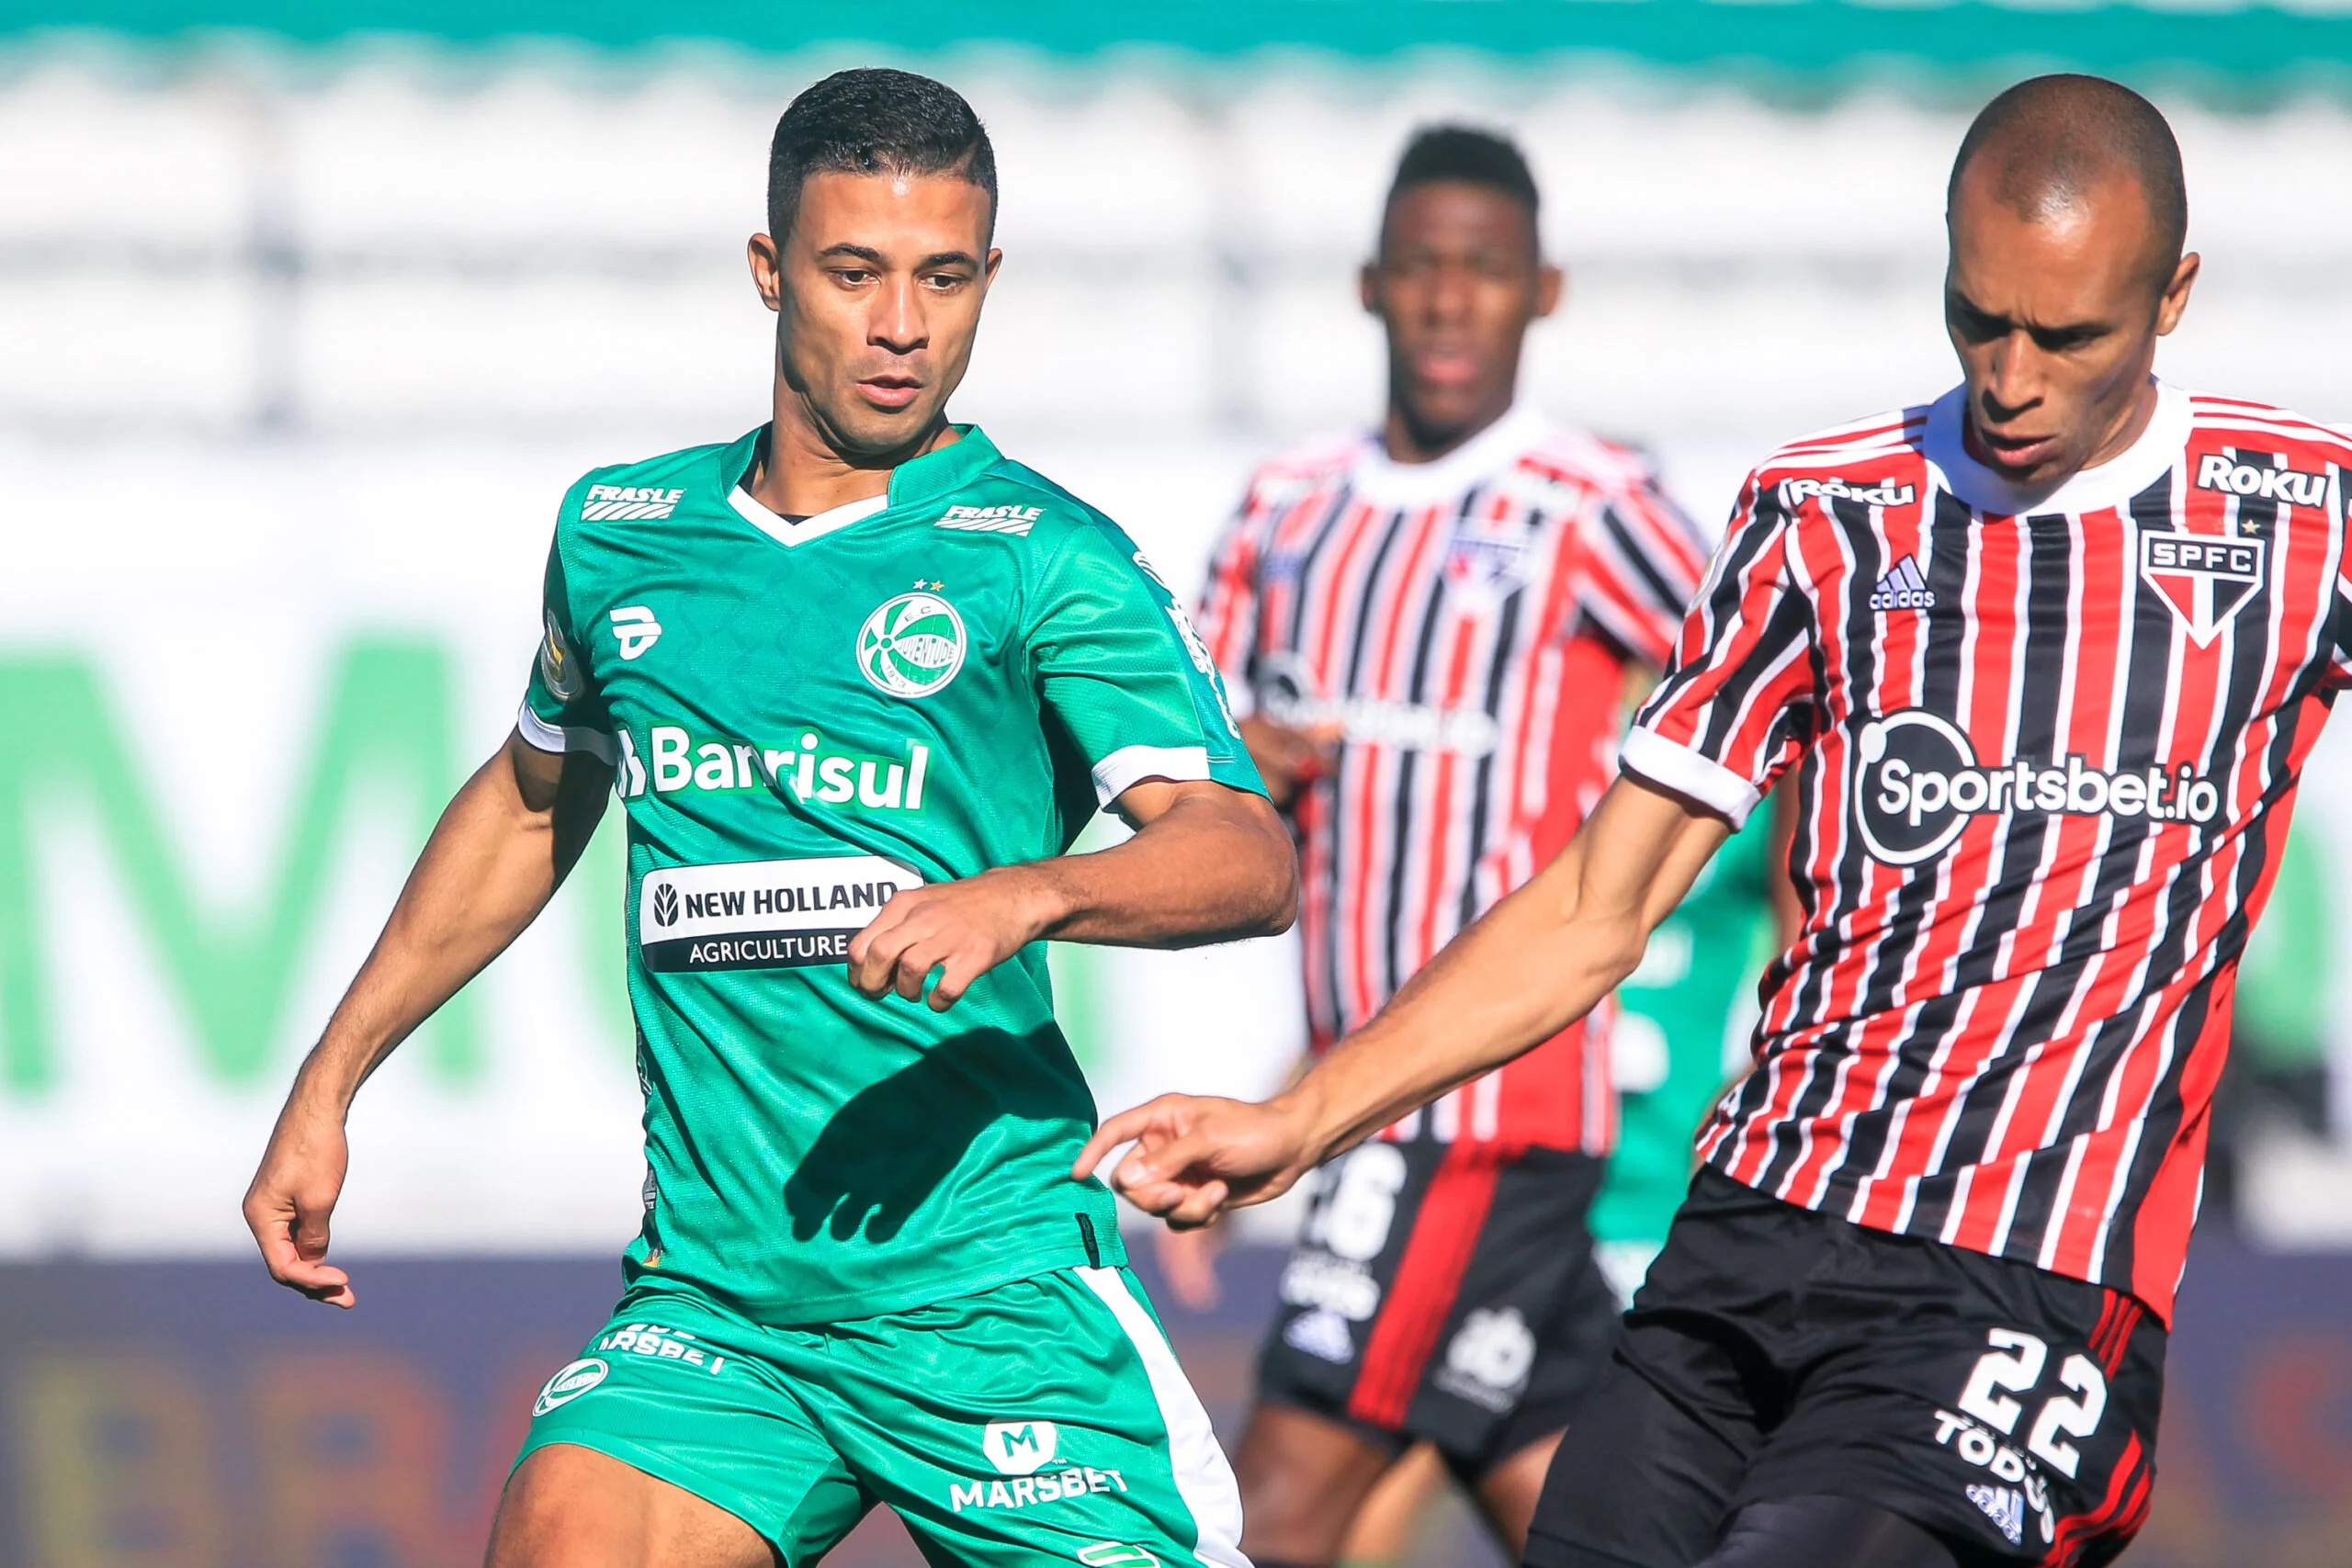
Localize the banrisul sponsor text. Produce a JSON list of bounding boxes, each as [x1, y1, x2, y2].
[[614, 722, 930, 811]]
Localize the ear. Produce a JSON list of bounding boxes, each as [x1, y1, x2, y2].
[[1536, 262, 1565, 320], [984, 247, 1004, 287], [1359, 260, 1381, 316], [2153, 251, 2199, 337], [748, 233, 785, 314]]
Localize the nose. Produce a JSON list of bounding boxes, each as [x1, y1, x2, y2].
[[1978, 331, 2043, 422], [872, 276, 928, 355]]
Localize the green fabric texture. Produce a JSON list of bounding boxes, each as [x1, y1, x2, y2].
[[524, 424, 1262, 1325], [517, 1266, 1242, 1567]]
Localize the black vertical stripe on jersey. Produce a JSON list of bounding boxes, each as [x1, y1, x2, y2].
[[1600, 502, 1683, 616], [1286, 483, 1357, 1043], [1758, 499, 1907, 1196], [1898, 509, 2078, 1238], [1380, 498, 1471, 1002], [1642, 483, 1789, 722], [1456, 576, 1529, 932], [1340, 504, 1419, 698], [1823, 497, 1982, 1207], [1999, 479, 2185, 1254], [2097, 469, 2303, 1284], [1326, 500, 1414, 1038]]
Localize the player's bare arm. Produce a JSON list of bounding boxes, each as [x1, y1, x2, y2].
[[1076, 771, 1727, 1224], [847, 779, 1294, 1010], [243, 732, 613, 1307]]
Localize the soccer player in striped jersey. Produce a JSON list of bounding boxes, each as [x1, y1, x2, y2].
[[1185, 126, 1708, 1565], [1088, 75, 2352, 1567]]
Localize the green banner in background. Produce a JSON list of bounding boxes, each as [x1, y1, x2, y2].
[[6, 0, 2352, 98]]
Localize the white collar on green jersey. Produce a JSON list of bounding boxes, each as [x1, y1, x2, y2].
[[1348, 401, 1554, 509], [1927, 377, 2192, 518], [728, 486, 889, 547]]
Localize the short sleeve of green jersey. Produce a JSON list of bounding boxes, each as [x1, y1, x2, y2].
[[516, 528, 616, 763], [1024, 520, 1266, 807]]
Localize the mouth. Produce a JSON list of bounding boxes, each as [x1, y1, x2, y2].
[[1410, 345, 1481, 391], [857, 375, 923, 412], [1973, 424, 2062, 475]]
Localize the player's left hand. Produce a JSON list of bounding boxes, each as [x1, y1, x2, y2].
[[847, 869, 1054, 1010]]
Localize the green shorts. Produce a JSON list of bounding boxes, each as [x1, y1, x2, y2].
[[516, 1265, 1248, 1568]]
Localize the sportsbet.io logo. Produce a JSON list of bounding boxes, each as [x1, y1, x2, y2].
[[1855, 709, 2223, 867], [857, 591, 967, 698]]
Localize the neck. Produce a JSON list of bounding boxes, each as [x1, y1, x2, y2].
[[1380, 389, 1515, 466], [746, 386, 959, 517]]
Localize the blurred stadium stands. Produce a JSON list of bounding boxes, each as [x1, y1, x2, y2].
[[5, 5, 2352, 1565]]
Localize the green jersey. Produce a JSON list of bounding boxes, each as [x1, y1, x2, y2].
[[521, 425, 1264, 1325]]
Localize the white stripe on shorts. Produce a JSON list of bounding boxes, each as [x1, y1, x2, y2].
[[1076, 1267, 1251, 1568]]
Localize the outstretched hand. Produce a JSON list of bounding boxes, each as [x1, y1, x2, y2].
[[1073, 1092, 1323, 1229], [243, 1102, 357, 1309]]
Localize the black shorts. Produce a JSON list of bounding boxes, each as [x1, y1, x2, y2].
[[1255, 1140, 1621, 1481], [1525, 1168, 2165, 1568]]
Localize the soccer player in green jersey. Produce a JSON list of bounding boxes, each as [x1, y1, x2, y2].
[[243, 69, 1295, 1568]]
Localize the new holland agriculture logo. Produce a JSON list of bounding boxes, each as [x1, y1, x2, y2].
[[857, 591, 967, 698]]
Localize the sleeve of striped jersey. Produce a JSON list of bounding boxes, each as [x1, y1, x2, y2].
[[1575, 468, 1711, 667], [1623, 473, 1815, 828], [1188, 488, 1269, 720], [517, 525, 616, 763], [1025, 518, 1270, 807]]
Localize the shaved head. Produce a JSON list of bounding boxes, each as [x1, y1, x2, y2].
[[1949, 74, 2186, 290]]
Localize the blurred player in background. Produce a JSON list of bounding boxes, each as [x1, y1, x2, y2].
[[1094, 73, 2352, 1567], [1187, 125, 1709, 1566], [244, 68, 1294, 1568]]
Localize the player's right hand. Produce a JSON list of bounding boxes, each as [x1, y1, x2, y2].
[[1240, 716, 1342, 810], [1073, 1092, 1319, 1229], [243, 1103, 357, 1309]]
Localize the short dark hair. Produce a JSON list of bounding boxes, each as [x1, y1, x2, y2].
[[1384, 124, 1541, 231], [767, 68, 998, 247], [1948, 74, 2187, 287]]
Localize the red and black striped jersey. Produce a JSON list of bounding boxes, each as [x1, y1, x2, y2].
[[1627, 380, 2352, 1322], [1197, 405, 1709, 1152]]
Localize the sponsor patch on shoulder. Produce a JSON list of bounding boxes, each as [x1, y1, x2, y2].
[[933, 503, 1043, 536]]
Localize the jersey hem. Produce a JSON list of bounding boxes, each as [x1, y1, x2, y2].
[[1620, 728, 1760, 827], [640, 1231, 1132, 1329], [515, 700, 616, 764], [1091, 742, 1212, 806]]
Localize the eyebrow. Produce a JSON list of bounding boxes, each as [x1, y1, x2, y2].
[[813, 243, 982, 272], [1946, 285, 2108, 339]]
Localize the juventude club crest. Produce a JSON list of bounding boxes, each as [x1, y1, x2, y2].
[[856, 590, 967, 698]]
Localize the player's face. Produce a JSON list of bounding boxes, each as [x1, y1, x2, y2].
[[751, 170, 1001, 458], [1363, 182, 1561, 445], [1944, 165, 2199, 489]]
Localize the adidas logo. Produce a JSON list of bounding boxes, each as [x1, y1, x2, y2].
[[1283, 1307, 1356, 1365], [1869, 555, 1935, 611], [1966, 1483, 2025, 1546], [582, 485, 684, 522], [934, 503, 1043, 537]]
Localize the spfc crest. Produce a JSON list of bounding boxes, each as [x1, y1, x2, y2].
[[1442, 529, 1531, 603], [2137, 525, 2267, 646]]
